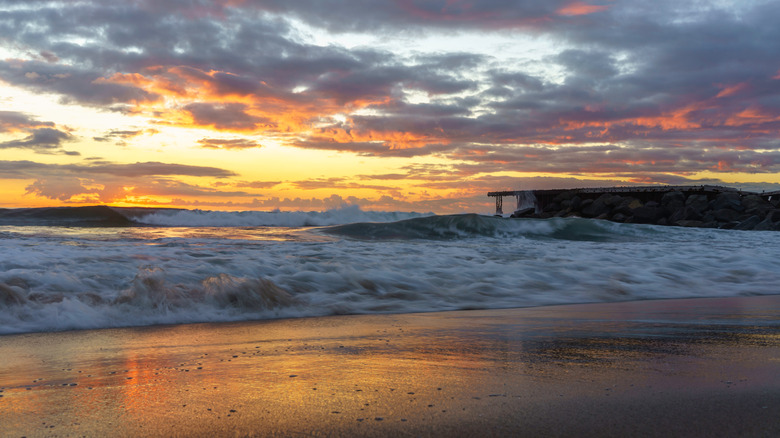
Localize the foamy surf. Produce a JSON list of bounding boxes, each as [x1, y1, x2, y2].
[[1, 209, 779, 334]]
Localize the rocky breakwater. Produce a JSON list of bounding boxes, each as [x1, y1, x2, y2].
[[512, 190, 780, 231]]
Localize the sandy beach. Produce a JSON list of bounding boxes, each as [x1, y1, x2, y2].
[[1, 295, 779, 437]]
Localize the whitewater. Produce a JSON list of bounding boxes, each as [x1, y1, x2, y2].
[[1, 206, 778, 335]]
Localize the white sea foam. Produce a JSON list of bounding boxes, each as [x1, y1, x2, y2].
[[1, 216, 779, 334]]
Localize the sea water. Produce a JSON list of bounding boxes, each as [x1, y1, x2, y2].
[[1, 206, 778, 334]]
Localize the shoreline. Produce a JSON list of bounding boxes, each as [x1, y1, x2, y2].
[[2, 295, 779, 437]]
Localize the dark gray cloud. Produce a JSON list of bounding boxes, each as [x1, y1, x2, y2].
[[184, 103, 272, 131], [0, 111, 54, 131], [0, 111, 75, 153], [0, 127, 72, 150], [0, 60, 159, 109]]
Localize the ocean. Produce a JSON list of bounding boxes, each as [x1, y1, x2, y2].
[[1, 205, 778, 335]]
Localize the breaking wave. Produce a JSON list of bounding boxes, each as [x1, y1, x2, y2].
[[324, 214, 665, 242]]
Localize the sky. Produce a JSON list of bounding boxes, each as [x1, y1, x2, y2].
[[1, 0, 779, 213]]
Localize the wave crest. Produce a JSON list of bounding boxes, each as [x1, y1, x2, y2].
[[324, 214, 651, 241]]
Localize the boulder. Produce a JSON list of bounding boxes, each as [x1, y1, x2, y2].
[[553, 191, 578, 203], [581, 195, 611, 218], [742, 195, 769, 212], [632, 205, 665, 224], [510, 207, 535, 218], [604, 194, 625, 207], [709, 192, 744, 212], [713, 208, 740, 223], [570, 196, 583, 210], [661, 191, 685, 211], [685, 194, 709, 213], [753, 217, 776, 231], [735, 215, 761, 230], [682, 206, 704, 221], [611, 212, 628, 222], [766, 209, 780, 222], [613, 197, 641, 216]]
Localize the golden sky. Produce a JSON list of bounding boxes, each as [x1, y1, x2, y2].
[[2, 0, 779, 213]]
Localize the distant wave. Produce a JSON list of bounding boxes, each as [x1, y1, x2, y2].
[[131, 205, 432, 227], [324, 213, 664, 242], [0, 205, 432, 228]]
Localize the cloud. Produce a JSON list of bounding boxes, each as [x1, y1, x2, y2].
[[197, 137, 262, 150], [2, 0, 780, 204], [0, 127, 72, 149], [0, 111, 54, 132], [0, 60, 160, 110], [93, 128, 157, 144], [556, 1, 610, 16], [290, 177, 397, 191], [23, 177, 263, 203], [183, 102, 273, 131], [0, 112, 76, 153], [24, 177, 92, 201], [4, 158, 249, 203], [0, 160, 236, 179]]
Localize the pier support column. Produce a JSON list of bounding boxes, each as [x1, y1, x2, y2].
[[495, 196, 503, 215]]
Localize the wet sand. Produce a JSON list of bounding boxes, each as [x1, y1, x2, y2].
[[1, 296, 779, 437]]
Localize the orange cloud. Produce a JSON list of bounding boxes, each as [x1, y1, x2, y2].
[[725, 106, 780, 127], [715, 82, 749, 98], [557, 1, 609, 16]]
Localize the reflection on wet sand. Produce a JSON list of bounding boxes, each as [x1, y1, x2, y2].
[[1, 296, 779, 437]]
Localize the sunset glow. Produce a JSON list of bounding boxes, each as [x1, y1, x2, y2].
[[2, 0, 779, 213]]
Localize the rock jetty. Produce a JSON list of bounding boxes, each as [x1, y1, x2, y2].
[[511, 189, 780, 231]]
